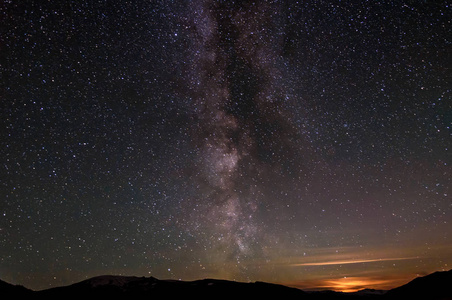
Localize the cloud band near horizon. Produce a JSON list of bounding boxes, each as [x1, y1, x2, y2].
[[291, 257, 419, 267]]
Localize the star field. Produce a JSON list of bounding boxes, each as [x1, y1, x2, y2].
[[1, 0, 451, 292]]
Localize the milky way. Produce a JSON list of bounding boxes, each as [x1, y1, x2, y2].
[[1, 0, 451, 292], [185, 0, 306, 263]]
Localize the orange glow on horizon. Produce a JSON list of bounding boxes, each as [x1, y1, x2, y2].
[[276, 245, 452, 293], [317, 276, 394, 293], [285, 274, 416, 293]]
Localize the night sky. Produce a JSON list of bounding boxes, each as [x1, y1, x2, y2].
[[1, 0, 451, 293]]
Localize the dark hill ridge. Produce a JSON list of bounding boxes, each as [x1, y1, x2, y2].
[[1, 269, 451, 299], [0, 279, 32, 296], [385, 269, 452, 300], [36, 276, 308, 298]]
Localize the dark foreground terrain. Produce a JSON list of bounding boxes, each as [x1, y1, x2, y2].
[[1, 269, 451, 299]]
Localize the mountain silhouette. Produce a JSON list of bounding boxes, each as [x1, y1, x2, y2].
[[1, 270, 451, 299], [0, 279, 32, 297], [385, 269, 452, 300], [36, 275, 308, 298]]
